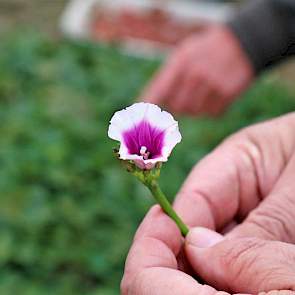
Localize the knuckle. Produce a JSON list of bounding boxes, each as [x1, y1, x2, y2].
[[222, 128, 263, 172], [223, 125, 258, 147], [188, 71, 204, 84], [232, 135, 261, 163], [222, 116, 280, 146], [219, 238, 265, 281], [220, 238, 295, 291], [248, 193, 295, 242]]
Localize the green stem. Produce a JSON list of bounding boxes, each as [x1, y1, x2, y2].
[[146, 180, 189, 237]]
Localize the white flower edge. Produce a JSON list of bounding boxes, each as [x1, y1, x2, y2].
[[108, 103, 182, 167]]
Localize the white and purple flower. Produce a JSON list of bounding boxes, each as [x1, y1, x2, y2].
[[108, 103, 182, 169]]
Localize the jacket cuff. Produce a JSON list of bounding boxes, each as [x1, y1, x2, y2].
[[227, 0, 292, 73]]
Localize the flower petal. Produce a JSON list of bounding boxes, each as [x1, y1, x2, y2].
[[162, 125, 182, 158], [118, 144, 141, 161], [143, 103, 179, 131], [108, 103, 150, 141]]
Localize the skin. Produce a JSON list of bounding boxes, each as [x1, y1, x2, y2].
[[141, 25, 254, 116], [121, 113, 295, 294]]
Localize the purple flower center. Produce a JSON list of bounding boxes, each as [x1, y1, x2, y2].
[[123, 120, 165, 159]]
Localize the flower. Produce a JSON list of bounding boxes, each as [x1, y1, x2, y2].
[[108, 103, 182, 169], [108, 103, 188, 236]]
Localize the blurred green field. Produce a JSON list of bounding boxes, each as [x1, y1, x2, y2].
[[0, 31, 294, 295]]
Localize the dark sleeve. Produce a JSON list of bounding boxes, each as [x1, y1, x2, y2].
[[227, 0, 295, 73]]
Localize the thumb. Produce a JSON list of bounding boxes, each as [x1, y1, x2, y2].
[[185, 227, 295, 294]]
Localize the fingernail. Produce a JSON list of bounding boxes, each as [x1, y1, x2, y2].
[[186, 227, 224, 248]]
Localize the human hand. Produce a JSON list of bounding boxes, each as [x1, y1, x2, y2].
[[121, 205, 251, 295], [186, 227, 295, 294], [141, 25, 254, 116], [121, 113, 295, 294]]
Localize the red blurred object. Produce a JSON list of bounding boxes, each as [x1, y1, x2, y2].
[[91, 7, 205, 47]]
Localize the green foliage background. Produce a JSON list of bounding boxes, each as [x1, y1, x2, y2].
[[0, 31, 294, 294]]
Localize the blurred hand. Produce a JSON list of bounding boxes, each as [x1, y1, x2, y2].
[[121, 112, 295, 294], [142, 25, 254, 116]]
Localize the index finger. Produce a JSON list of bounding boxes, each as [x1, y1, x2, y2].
[[121, 205, 182, 294], [140, 52, 185, 105]]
